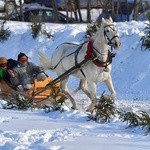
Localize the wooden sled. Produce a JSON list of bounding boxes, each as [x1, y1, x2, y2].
[[0, 77, 66, 108]]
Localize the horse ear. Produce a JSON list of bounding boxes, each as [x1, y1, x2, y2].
[[102, 17, 106, 23], [109, 16, 113, 22]]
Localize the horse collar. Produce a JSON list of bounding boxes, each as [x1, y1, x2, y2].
[[85, 41, 115, 68], [93, 51, 113, 68]]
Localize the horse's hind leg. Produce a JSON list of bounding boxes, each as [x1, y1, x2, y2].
[[61, 77, 77, 109], [72, 79, 97, 112], [72, 80, 82, 96], [79, 79, 92, 99], [104, 74, 116, 100]]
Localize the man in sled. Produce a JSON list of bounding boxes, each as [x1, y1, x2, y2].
[[11, 52, 47, 91]]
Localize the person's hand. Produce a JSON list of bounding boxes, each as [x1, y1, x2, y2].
[[7, 69, 15, 77]]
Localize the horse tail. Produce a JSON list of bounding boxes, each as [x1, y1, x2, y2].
[[38, 52, 53, 70]]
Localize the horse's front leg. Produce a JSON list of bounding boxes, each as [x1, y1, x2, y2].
[[86, 81, 97, 112], [104, 74, 116, 100], [61, 77, 77, 109]]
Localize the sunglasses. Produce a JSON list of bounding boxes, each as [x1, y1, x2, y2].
[[0, 63, 7, 68]]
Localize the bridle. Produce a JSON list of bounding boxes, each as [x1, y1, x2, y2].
[[104, 24, 120, 48], [90, 24, 119, 69], [92, 24, 119, 58]]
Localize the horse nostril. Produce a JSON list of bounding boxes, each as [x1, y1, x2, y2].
[[115, 42, 118, 46], [115, 42, 121, 47]]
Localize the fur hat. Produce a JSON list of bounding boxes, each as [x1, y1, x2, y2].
[[17, 52, 28, 61], [0, 57, 7, 65]]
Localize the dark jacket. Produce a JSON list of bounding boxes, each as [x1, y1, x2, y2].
[[11, 61, 44, 87]]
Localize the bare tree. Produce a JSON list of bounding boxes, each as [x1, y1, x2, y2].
[[125, 0, 130, 21], [133, 0, 140, 21], [75, 0, 82, 22], [69, 0, 78, 21], [19, 0, 24, 21], [2, 0, 18, 20], [98, 0, 111, 18], [87, 0, 91, 23], [119, 0, 123, 21], [111, 0, 115, 21], [67, 0, 82, 22], [64, 0, 69, 23], [51, 0, 59, 22], [115, 0, 120, 22]]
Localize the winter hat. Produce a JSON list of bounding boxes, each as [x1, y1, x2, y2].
[[17, 52, 28, 61], [0, 57, 7, 65]]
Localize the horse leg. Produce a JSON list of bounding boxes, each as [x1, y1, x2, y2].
[[104, 74, 116, 100], [72, 79, 92, 99], [72, 80, 82, 96], [79, 79, 92, 99], [85, 81, 97, 112], [61, 77, 77, 109]]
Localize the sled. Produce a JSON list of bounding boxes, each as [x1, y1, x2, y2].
[[0, 77, 66, 108], [0, 55, 95, 109]]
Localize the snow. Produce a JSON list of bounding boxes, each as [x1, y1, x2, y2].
[[0, 18, 150, 149]]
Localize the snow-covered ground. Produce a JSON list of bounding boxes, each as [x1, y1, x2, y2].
[[0, 19, 150, 149]]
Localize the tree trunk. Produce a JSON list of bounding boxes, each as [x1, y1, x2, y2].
[[51, 0, 59, 22], [125, 0, 129, 21], [76, 0, 82, 22], [70, 0, 78, 21], [19, 0, 24, 21], [87, 0, 91, 23], [119, 0, 123, 21], [111, 0, 115, 21], [98, 0, 111, 19], [64, 0, 69, 23], [116, 0, 120, 22], [133, 0, 140, 21]]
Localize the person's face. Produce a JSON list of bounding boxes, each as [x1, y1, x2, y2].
[[19, 56, 28, 65], [0, 63, 7, 69]]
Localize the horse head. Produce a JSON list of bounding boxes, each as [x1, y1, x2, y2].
[[92, 17, 120, 62], [101, 17, 121, 49]]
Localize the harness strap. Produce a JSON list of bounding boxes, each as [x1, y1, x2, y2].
[[93, 51, 113, 68], [53, 41, 87, 70], [75, 42, 87, 78]]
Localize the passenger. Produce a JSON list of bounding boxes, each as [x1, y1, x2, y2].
[[0, 57, 15, 87], [11, 52, 47, 91]]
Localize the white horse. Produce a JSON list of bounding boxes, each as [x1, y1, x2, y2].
[[39, 17, 121, 112]]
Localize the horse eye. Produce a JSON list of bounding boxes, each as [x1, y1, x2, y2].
[[107, 30, 109, 32]]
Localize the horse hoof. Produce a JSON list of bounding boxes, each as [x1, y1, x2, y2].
[[86, 108, 94, 113], [86, 103, 96, 113], [103, 95, 115, 103], [71, 106, 78, 110], [71, 106, 75, 110]]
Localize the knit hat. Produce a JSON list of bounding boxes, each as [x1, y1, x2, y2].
[[0, 57, 7, 65], [17, 52, 28, 61]]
